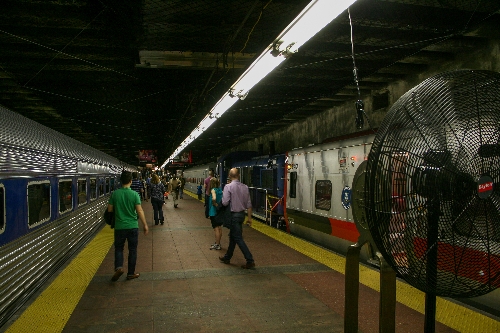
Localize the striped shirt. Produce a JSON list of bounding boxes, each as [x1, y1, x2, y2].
[[130, 179, 143, 195]]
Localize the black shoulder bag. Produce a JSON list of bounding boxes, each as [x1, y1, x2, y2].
[[215, 203, 232, 229], [104, 210, 115, 229]]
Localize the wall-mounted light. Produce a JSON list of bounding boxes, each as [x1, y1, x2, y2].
[[162, 0, 358, 167]]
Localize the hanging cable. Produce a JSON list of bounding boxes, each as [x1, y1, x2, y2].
[[348, 7, 363, 129], [348, 7, 374, 132]]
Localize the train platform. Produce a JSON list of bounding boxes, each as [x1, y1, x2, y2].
[[2, 192, 500, 333]]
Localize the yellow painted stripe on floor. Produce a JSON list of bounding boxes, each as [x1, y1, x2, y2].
[[251, 221, 500, 333], [184, 189, 200, 200], [6, 226, 114, 333]]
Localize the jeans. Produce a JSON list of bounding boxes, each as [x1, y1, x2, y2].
[[179, 188, 184, 199], [225, 212, 253, 263], [114, 228, 138, 275], [204, 194, 210, 218], [151, 198, 164, 223]]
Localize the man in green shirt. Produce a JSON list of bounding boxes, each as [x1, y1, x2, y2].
[[108, 171, 149, 281]]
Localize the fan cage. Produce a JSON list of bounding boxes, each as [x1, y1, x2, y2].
[[365, 70, 500, 298]]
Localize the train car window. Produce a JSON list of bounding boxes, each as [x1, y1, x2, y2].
[[315, 180, 332, 211], [289, 172, 297, 198], [0, 184, 5, 233], [77, 178, 87, 206], [261, 169, 273, 189], [98, 178, 104, 197], [58, 179, 73, 214], [90, 178, 97, 201], [110, 178, 115, 192], [105, 178, 110, 194], [27, 181, 51, 227]]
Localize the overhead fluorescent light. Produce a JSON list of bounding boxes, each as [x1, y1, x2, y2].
[[162, 0, 357, 167]]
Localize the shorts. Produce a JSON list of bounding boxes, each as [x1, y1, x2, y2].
[[210, 216, 222, 228]]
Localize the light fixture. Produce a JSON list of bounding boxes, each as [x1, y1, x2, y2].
[[162, 0, 357, 167]]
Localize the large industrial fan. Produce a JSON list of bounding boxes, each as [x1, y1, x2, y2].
[[364, 70, 500, 331]]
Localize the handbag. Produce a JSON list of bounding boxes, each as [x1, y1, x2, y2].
[[104, 210, 115, 229], [215, 204, 232, 229]]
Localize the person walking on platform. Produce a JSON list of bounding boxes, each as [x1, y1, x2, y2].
[[208, 177, 223, 250], [197, 181, 203, 200], [204, 169, 214, 218], [131, 173, 145, 201], [169, 175, 181, 208], [219, 168, 255, 269], [150, 174, 166, 225], [108, 171, 149, 281], [179, 174, 186, 199], [161, 176, 169, 200]]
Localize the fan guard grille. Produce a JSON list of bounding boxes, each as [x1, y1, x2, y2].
[[365, 70, 500, 298]]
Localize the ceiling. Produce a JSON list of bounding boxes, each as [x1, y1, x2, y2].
[[1, 0, 499, 166]]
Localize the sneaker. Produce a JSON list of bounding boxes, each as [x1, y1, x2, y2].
[[210, 243, 217, 250], [214, 244, 221, 250], [174, 204, 178, 208]]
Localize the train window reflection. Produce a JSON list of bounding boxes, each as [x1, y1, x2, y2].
[[315, 180, 332, 211], [28, 181, 51, 227], [59, 179, 73, 214], [261, 169, 273, 189], [98, 178, 104, 197], [0, 185, 5, 233], [90, 178, 97, 201], [77, 178, 87, 206], [289, 172, 297, 198]]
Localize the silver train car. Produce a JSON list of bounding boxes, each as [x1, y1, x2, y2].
[[183, 163, 216, 194], [285, 132, 376, 262], [0, 106, 135, 326]]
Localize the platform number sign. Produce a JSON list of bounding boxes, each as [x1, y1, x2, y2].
[[341, 185, 352, 210]]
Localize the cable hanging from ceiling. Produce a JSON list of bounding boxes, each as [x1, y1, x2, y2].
[[348, 7, 372, 132]]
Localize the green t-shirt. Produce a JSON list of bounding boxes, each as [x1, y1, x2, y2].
[[108, 187, 141, 230]]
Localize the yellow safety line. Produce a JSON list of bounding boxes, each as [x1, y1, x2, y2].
[[251, 221, 500, 333], [184, 189, 199, 200], [6, 226, 114, 333]]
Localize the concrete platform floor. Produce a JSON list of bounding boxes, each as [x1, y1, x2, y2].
[[60, 193, 458, 333]]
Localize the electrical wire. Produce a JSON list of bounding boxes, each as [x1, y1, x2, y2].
[[239, 0, 273, 53], [23, 7, 108, 87], [204, 0, 272, 100], [0, 29, 138, 80], [348, 7, 374, 132], [24, 86, 145, 116]]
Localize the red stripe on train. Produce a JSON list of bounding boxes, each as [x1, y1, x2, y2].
[[329, 218, 360, 242], [413, 237, 500, 287]]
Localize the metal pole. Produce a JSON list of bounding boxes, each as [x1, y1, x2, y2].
[[424, 195, 439, 333], [344, 243, 362, 333], [378, 255, 396, 333]]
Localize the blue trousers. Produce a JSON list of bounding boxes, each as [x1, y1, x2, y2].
[[225, 212, 254, 263], [114, 228, 138, 275], [151, 198, 164, 223]]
